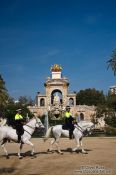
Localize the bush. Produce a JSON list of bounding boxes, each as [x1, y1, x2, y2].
[[105, 115, 116, 128], [105, 126, 116, 136]]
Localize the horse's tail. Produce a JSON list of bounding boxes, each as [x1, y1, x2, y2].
[[43, 127, 53, 142]]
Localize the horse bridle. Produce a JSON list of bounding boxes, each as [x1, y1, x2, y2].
[[24, 118, 42, 136], [75, 123, 94, 135]]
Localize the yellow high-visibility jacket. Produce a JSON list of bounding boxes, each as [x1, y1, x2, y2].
[[15, 114, 23, 120], [65, 112, 72, 118]]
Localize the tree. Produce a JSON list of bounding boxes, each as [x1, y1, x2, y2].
[[106, 93, 116, 110], [76, 88, 106, 106], [104, 111, 116, 128], [4, 103, 33, 121], [18, 96, 34, 106], [0, 74, 9, 110], [107, 49, 116, 76]]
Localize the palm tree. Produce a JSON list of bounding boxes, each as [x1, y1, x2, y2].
[[107, 49, 116, 76]]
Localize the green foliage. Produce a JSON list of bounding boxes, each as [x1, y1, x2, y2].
[[96, 104, 108, 118], [48, 111, 65, 126], [105, 112, 116, 128], [76, 88, 106, 106], [0, 76, 34, 122], [76, 88, 116, 129], [105, 125, 116, 136], [39, 112, 65, 126], [48, 118, 65, 126], [106, 93, 116, 110], [107, 49, 116, 76], [4, 103, 33, 123], [18, 96, 34, 106], [0, 75, 9, 109]]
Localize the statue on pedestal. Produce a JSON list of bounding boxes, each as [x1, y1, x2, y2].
[[53, 93, 60, 106]]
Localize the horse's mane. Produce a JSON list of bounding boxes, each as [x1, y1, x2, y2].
[[25, 117, 37, 125], [27, 117, 34, 122]]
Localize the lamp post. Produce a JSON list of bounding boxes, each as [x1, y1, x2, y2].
[[44, 105, 50, 132]]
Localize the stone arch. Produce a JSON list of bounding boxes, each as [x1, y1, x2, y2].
[[51, 89, 62, 105], [40, 98, 45, 106]]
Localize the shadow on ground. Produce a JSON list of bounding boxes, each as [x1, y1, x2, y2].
[[0, 167, 16, 174]]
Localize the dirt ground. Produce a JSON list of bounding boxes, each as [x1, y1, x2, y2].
[[0, 137, 116, 175]]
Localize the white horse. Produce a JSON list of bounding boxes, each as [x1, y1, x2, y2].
[[0, 117, 44, 159], [0, 118, 7, 126], [44, 120, 94, 154]]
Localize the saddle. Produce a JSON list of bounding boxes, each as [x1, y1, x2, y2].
[[62, 125, 74, 139], [62, 124, 69, 130]]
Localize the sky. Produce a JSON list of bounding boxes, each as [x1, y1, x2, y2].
[[0, 0, 116, 100]]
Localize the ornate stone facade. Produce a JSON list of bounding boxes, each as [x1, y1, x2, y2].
[[109, 85, 116, 95], [28, 64, 96, 121]]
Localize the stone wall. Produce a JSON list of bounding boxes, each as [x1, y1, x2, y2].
[[28, 104, 96, 121]]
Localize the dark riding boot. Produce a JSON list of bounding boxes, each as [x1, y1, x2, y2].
[[18, 134, 21, 143], [69, 130, 73, 139]]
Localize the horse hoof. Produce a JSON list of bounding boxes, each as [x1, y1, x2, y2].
[[6, 155, 9, 159], [30, 154, 36, 158], [30, 154, 34, 156], [47, 149, 51, 152], [19, 156, 23, 159], [47, 149, 54, 153], [82, 151, 88, 154], [57, 151, 63, 154], [72, 149, 77, 152]]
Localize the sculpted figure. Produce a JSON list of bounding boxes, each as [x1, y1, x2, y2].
[[53, 93, 60, 105]]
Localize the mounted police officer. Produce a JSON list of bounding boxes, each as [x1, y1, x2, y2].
[[64, 106, 74, 139], [15, 109, 24, 143]]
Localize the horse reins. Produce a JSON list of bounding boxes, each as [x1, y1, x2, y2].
[[24, 119, 41, 136], [75, 124, 92, 135], [75, 124, 84, 134]]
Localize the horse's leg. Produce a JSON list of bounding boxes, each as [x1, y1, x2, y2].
[[55, 138, 63, 154], [48, 138, 56, 152], [18, 143, 23, 159], [80, 139, 87, 154], [1, 139, 9, 159], [24, 140, 35, 156], [48, 137, 62, 154], [72, 137, 80, 152]]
